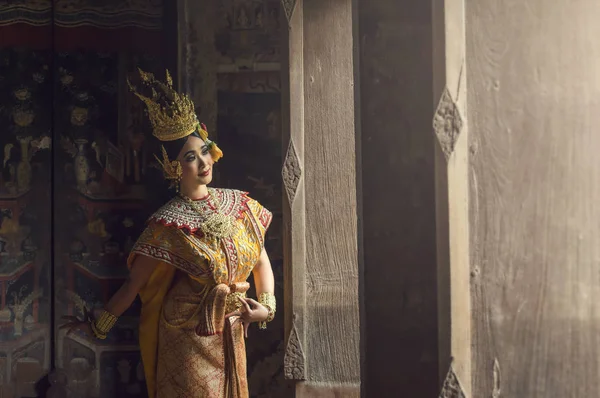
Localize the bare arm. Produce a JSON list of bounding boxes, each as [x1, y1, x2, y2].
[[252, 248, 275, 296], [60, 256, 158, 337], [60, 254, 158, 337], [103, 255, 158, 317]]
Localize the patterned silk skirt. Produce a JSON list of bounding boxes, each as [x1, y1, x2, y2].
[[155, 275, 248, 398]]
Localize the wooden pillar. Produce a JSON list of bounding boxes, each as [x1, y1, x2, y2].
[[432, 0, 472, 395], [282, 0, 361, 396]]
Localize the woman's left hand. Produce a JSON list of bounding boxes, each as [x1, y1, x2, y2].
[[225, 297, 268, 338], [59, 307, 94, 338]]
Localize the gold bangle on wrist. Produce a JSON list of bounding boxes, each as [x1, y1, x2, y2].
[[258, 292, 276, 330], [90, 321, 107, 340], [91, 310, 118, 339]]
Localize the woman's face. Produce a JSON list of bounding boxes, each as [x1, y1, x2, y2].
[[177, 135, 214, 190]]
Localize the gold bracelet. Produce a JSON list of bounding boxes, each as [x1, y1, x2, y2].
[[90, 321, 107, 340], [258, 292, 276, 330], [92, 310, 118, 338]]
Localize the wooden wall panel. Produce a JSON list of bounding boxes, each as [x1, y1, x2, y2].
[[467, 1, 600, 396]]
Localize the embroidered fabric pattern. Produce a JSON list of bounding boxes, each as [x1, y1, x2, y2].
[[130, 223, 214, 279], [157, 280, 249, 397]]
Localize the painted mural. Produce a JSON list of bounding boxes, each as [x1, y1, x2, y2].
[[53, 50, 165, 397], [0, 47, 53, 398], [0, 1, 166, 397]]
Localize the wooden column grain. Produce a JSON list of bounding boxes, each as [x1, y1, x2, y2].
[[432, 0, 472, 395], [283, 0, 361, 396], [467, 1, 600, 396]]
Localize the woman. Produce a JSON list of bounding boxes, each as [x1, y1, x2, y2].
[[61, 69, 276, 398]]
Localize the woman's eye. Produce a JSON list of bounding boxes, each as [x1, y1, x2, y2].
[[185, 156, 196, 162], [201, 148, 209, 155]]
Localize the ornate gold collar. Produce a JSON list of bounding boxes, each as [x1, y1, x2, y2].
[[148, 188, 249, 235]]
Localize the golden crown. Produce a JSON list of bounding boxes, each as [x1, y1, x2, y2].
[[127, 68, 198, 142]]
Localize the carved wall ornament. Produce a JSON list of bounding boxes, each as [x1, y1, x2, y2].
[[439, 362, 467, 398], [281, 0, 297, 25], [433, 88, 463, 161], [282, 140, 301, 205], [284, 314, 306, 380]]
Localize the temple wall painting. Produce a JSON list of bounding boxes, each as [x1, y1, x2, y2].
[[0, 1, 165, 397], [0, 46, 53, 398], [0, 0, 284, 396], [54, 51, 165, 398]]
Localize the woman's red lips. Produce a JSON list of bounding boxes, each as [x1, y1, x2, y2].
[[200, 168, 211, 177]]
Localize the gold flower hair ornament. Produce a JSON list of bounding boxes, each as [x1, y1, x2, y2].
[[197, 122, 223, 162]]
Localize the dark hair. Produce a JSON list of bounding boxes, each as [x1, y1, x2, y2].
[[161, 130, 202, 160]]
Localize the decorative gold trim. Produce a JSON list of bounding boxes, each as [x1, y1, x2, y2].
[[258, 292, 276, 329], [155, 146, 183, 188], [149, 188, 248, 233], [91, 310, 118, 339], [181, 192, 238, 240]]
